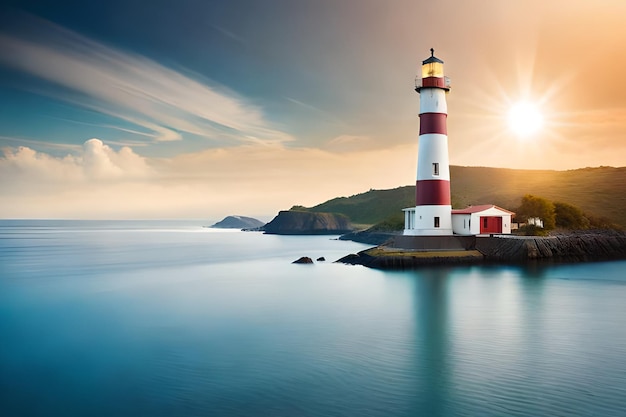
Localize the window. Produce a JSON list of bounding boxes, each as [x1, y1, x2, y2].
[[434, 217, 440, 228], [433, 163, 439, 176], [483, 217, 488, 228]]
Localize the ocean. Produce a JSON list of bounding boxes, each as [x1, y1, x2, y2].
[[1, 220, 625, 416]]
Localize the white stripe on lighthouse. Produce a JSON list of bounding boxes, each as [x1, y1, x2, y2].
[[417, 134, 450, 181], [419, 88, 447, 114]]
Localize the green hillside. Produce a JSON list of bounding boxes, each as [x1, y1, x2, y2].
[[300, 166, 626, 227], [302, 186, 415, 226]]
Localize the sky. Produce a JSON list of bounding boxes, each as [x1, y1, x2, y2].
[[1, 0, 625, 220]]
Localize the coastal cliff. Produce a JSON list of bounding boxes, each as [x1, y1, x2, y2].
[[337, 231, 626, 269], [263, 210, 353, 235]]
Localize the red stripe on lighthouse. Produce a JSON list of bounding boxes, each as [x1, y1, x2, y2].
[[419, 113, 447, 135], [421, 77, 447, 89], [415, 180, 451, 206]]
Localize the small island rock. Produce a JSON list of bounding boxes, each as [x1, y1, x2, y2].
[[292, 256, 314, 264], [210, 215, 265, 229]]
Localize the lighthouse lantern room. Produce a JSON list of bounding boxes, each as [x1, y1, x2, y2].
[[404, 49, 453, 236]]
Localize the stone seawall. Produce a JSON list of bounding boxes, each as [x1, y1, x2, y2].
[[337, 231, 626, 269], [476, 233, 626, 262], [338, 248, 484, 269]]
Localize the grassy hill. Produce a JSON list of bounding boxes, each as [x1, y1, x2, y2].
[[299, 166, 626, 227], [301, 186, 415, 226]]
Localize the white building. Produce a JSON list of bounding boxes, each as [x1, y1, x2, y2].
[[527, 217, 544, 228], [451, 205, 514, 235]]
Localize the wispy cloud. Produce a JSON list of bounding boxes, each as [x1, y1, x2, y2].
[[283, 96, 346, 126], [210, 24, 248, 45], [0, 16, 292, 145], [284, 96, 326, 114], [44, 116, 154, 145], [0, 135, 82, 152]]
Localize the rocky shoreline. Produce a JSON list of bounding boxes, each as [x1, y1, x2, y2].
[[338, 230, 399, 245], [337, 230, 626, 269]]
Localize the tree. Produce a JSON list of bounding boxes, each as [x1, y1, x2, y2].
[[517, 194, 556, 230], [554, 201, 589, 229]]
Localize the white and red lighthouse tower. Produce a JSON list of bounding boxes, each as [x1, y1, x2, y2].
[[404, 49, 453, 235]]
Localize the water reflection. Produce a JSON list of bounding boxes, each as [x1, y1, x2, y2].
[[520, 262, 549, 279], [409, 268, 452, 417], [402, 265, 554, 416]]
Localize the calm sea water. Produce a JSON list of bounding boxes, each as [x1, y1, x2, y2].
[[1, 220, 625, 417]]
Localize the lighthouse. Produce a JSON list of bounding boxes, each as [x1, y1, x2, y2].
[[404, 49, 453, 235]]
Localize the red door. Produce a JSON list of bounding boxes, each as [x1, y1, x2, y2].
[[480, 216, 502, 234]]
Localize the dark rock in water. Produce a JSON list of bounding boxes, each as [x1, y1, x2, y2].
[[210, 215, 265, 229], [263, 211, 353, 235], [316, 257, 326, 262], [292, 256, 314, 264]]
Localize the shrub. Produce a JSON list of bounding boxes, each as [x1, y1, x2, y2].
[[516, 194, 556, 230], [555, 201, 589, 229], [517, 224, 549, 236]]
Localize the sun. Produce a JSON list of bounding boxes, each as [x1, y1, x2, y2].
[[507, 101, 544, 138]]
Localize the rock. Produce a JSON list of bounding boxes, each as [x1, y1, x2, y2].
[[209, 215, 265, 229], [263, 211, 353, 235], [316, 257, 326, 262], [339, 230, 398, 245], [292, 256, 314, 264]]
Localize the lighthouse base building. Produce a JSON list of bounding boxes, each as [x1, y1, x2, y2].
[[402, 206, 453, 236], [404, 204, 514, 236]]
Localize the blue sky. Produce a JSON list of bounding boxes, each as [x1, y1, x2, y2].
[[0, 0, 412, 155], [1, 0, 625, 219]]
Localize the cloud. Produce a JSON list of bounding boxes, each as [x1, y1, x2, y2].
[[328, 135, 371, 145], [0, 139, 152, 192], [0, 16, 292, 145], [81, 138, 152, 180], [0, 146, 82, 186], [0, 139, 416, 219]]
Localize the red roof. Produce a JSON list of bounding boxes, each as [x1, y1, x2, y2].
[[451, 204, 515, 215]]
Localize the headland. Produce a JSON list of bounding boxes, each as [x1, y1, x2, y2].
[[263, 210, 353, 235]]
